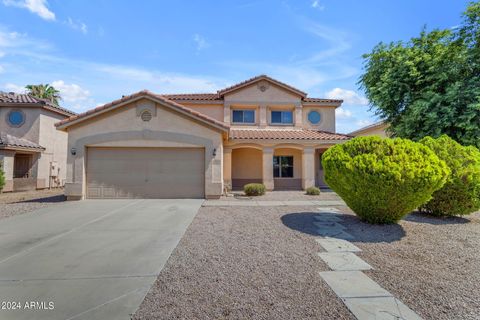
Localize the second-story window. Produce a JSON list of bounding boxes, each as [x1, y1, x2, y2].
[[271, 111, 293, 124], [232, 110, 255, 124]]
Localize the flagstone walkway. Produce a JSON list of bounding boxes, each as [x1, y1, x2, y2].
[[315, 207, 422, 320]]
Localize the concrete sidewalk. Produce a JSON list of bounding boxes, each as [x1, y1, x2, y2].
[[202, 199, 345, 207]]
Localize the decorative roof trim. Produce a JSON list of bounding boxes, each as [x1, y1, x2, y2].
[[55, 90, 229, 132], [217, 75, 307, 98]]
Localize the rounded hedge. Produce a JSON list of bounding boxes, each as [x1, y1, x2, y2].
[[243, 183, 266, 196], [306, 186, 321, 195], [322, 136, 449, 224], [419, 135, 480, 216]]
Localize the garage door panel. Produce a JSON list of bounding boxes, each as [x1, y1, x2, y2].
[[87, 147, 204, 199]]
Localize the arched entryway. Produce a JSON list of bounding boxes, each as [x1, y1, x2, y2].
[[231, 147, 263, 190]]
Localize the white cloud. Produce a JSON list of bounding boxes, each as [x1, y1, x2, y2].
[[193, 34, 209, 51], [3, 0, 55, 21], [335, 107, 352, 119], [325, 88, 368, 105], [2, 83, 25, 93], [65, 18, 88, 34], [311, 0, 325, 10], [51, 80, 90, 103]]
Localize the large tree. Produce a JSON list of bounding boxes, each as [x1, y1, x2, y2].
[[359, 1, 480, 148], [25, 84, 62, 106]]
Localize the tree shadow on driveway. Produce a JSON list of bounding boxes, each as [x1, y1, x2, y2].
[[281, 211, 406, 244]]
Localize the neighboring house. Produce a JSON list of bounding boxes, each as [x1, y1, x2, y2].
[[56, 75, 351, 200], [349, 121, 390, 137], [0, 92, 75, 192]]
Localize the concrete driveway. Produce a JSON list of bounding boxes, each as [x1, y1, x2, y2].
[[0, 199, 202, 320]]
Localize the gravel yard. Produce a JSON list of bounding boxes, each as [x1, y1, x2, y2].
[[134, 205, 354, 320], [342, 209, 480, 320], [135, 195, 480, 320], [0, 189, 65, 219]]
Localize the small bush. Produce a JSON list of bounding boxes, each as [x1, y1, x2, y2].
[[0, 168, 4, 192], [306, 186, 321, 195], [419, 135, 480, 216], [244, 183, 266, 196], [322, 136, 449, 224]]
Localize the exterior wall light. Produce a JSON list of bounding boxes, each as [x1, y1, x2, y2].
[[212, 148, 217, 157], [71, 147, 77, 156]]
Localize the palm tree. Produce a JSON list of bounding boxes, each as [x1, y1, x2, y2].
[[25, 84, 62, 105]]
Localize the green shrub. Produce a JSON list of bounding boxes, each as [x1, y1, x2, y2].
[[305, 186, 321, 195], [243, 183, 266, 196], [322, 136, 449, 224], [0, 168, 4, 192], [419, 135, 480, 216]]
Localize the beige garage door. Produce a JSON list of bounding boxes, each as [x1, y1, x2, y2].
[[86, 147, 205, 199]]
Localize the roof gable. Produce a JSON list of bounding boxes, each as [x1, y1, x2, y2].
[[218, 75, 307, 98], [55, 90, 229, 132], [0, 92, 76, 117]]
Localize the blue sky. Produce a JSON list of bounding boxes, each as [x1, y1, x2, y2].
[[0, 0, 470, 133]]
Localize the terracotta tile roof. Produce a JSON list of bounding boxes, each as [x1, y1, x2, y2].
[[304, 97, 343, 103], [0, 132, 45, 150], [0, 92, 76, 116], [217, 74, 307, 98], [56, 90, 229, 131], [230, 129, 352, 141], [161, 93, 221, 101]]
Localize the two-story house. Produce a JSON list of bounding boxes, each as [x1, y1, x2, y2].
[[56, 75, 351, 200], [0, 92, 75, 192]]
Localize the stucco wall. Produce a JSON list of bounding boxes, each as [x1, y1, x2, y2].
[[224, 83, 302, 103], [302, 106, 336, 132], [38, 110, 69, 188], [179, 103, 224, 122], [0, 107, 41, 144], [232, 148, 262, 179], [0, 150, 14, 192], [63, 98, 224, 199]]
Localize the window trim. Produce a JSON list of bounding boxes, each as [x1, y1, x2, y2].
[[270, 110, 294, 125], [232, 109, 255, 124], [273, 155, 294, 178]]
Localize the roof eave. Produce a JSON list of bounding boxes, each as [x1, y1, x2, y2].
[[56, 93, 229, 132]]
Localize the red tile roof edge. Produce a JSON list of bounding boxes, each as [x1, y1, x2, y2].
[[217, 74, 307, 98], [229, 128, 352, 141], [55, 90, 229, 131]]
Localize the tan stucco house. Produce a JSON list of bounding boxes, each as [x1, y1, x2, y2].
[[348, 121, 390, 137], [56, 75, 351, 200], [0, 92, 75, 192]]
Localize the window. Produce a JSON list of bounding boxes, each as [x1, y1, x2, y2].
[[273, 156, 294, 178], [308, 111, 321, 124], [271, 111, 293, 124], [232, 110, 255, 124], [7, 109, 25, 127]]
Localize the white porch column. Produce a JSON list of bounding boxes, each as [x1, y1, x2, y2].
[[262, 147, 274, 191], [302, 147, 315, 189], [223, 147, 232, 191]]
